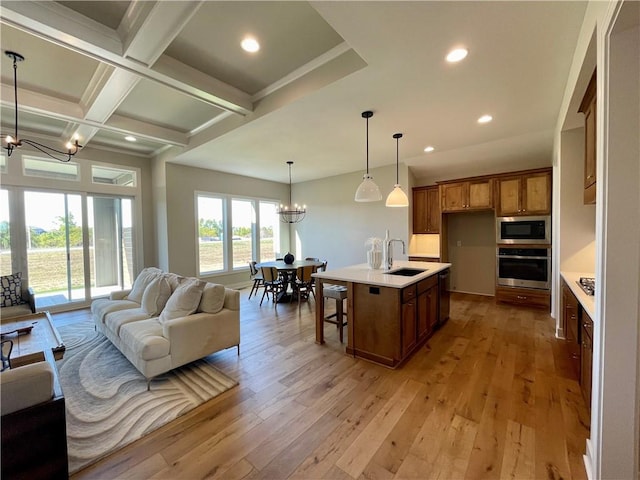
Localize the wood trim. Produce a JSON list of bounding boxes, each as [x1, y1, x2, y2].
[[578, 68, 597, 113]]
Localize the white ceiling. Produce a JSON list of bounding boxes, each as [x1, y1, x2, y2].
[[0, 1, 588, 184]]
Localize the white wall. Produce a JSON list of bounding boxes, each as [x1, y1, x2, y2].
[[292, 163, 410, 270], [558, 127, 596, 273]]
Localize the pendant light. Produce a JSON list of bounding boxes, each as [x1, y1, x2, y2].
[[354, 111, 382, 202], [277, 161, 306, 223], [385, 133, 409, 207], [2, 51, 82, 162]]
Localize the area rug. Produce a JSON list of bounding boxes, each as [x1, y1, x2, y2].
[[56, 320, 238, 474]]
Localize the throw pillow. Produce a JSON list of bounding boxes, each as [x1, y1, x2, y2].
[[141, 276, 172, 316], [127, 267, 162, 304], [159, 278, 206, 323], [1, 272, 23, 307], [198, 283, 226, 314]]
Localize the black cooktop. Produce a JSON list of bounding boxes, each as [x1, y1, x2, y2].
[[577, 277, 595, 296]]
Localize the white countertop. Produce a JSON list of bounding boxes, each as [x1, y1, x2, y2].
[[561, 271, 596, 319], [313, 261, 451, 289]]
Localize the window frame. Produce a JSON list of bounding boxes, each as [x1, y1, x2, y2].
[[195, 192, 281, 276]]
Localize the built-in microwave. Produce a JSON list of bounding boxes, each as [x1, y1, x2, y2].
[[496, 216, 550, 244]]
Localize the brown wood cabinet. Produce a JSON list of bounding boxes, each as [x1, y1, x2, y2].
[[440, 179, 493, 212], [495, 169, 551, 216], [402, 285, 417, 357], [348, 270, 447, 368], [412, 186, 440, 233], [495, 285, 550, 309], [562, 282, 581, 378], [581, 311, 593, 408], [579, 69, 597, 205], [417, 275, 438, 342]]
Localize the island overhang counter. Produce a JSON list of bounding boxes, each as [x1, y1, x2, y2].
[[313, 261, 452, 368]]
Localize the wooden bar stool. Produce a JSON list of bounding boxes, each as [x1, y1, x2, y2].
[[323, 285, 348, 343]]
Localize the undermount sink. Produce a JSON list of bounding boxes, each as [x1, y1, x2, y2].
[[386, 268, 427, 277]]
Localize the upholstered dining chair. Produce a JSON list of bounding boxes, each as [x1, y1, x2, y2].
[[260, 266, 284, 306], [292, 265, 316, 307], [248, 261, 264, 299]]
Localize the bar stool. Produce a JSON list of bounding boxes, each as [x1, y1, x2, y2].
[[323, 285, 348, 343]]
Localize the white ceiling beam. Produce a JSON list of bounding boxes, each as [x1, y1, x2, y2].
[[0, 83, 188, 147], [0, 1, 253, 114]]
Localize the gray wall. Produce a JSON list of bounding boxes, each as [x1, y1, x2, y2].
[[446, 211, 496, 296], [291, 163, 410, 270], [558, 127, 596, 273], [163, 162, 290, 285]]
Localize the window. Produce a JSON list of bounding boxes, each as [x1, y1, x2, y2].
[[232, 199, 254, 269], [196, 194, 280, 275], [0, 189, 10, 276], [88, 196, 135, 297], [259, 201, 279, 262], [23, 156, 79, 181], [197, 195, 225, 274], [92, 165, 136, 187]]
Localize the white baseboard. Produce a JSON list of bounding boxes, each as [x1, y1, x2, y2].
[[583, 438, 594, 480]]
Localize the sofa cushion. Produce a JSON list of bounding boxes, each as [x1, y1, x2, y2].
[[127, 267, 162, 304], [1, 361, 54, 415], [119, 319, 170, 361], [1, 272, 24, 307], [91, 298, 140, 324], [141, 276, 172, 316], [159, 279, 206, 323], [164, 273, 184, 293], [105, 308, 151, 336], [198, 283, 226, 314]]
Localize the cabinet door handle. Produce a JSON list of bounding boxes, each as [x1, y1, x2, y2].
[[517, 295, 528, 300], [587, 175, 594, 179]]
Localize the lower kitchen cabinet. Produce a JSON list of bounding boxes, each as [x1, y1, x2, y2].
[[581, 312, 593, 408], [562, 279, 593, 412], [402, 285, 417, 357], [417, 275, 439, 342], [562, 282, 581, 378], [495, 285, 550, 309]]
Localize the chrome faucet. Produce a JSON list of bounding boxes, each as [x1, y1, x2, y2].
[[383, 238, 406, 271]]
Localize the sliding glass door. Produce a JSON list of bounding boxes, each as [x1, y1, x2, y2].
[[88, 196, 134, 298], [24, 191, 85, 306]]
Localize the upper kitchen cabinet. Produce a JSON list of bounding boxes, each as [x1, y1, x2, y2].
[[440, 178, 493, 213], [579, 69, 597, 205], [496, 169, 551, 216], [413, 186, 440, 233]]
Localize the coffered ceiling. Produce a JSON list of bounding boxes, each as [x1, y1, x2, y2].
[[0, 1, 588, 183]]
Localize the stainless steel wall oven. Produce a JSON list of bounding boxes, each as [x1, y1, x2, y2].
[[496, 247, 551, 290]]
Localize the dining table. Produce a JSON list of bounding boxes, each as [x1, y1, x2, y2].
[[257, 259, 324, 303]]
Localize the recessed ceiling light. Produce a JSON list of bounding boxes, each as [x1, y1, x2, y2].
[[446, 48, 468, 63], [424, 146, 435, 153], [124, 135, 137, 142], [241, 37, 260, 53], [477, 114, 493, 124]]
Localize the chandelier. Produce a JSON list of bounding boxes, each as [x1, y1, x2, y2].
[[277, 161, 306, 223], [2, 51, 82, 162]]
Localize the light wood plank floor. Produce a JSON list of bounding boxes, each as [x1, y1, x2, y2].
[[54, 291, 589, 480]]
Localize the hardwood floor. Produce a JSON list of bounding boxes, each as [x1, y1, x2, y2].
[[54, 290, 590, 479]]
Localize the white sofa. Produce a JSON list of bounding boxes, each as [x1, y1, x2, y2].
[[91, 268, 240, 388]]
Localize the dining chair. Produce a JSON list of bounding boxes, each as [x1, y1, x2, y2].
[[1, 339, 13, 371], [291, 265, 316, 307], [260, 266, 284, 306], [248, 261, 264, 299]]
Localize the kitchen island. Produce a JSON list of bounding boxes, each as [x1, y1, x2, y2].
[[313, 261, 451, 368]]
